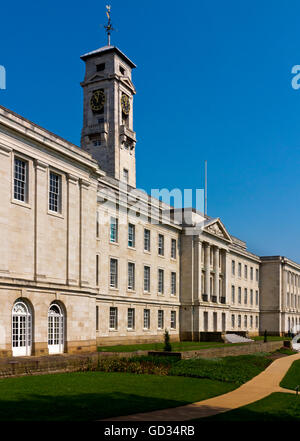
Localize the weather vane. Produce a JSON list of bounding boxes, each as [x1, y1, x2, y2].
[[104, 5, 114, 46]]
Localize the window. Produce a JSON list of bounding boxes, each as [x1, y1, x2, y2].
[[127, 308, 135, 329], [238, 287, 241, 304], [96, 254, 100, 286], [110, 217, 118, 243], [97, 63, 105, 71], [128, 262, 135, 290], [158, 310, 164, 329], [171, 239, 177, 259], [244, 315, 247, 328], [144, 266, 150, 292], [144, 309, 150, 329], [110, 258, 118, 288], [109, 307, 118, 330], [250, 267, 253, 281], [244, 288, 247, 304], [244, 265, 248, 279], [158, 269, 164, 294], [250, 315, 253, 328], [256, 290, 259, 306], [256, 269, 259, 282], [93, 140, 101, 147], [119, 65, 125, 75], [231, 314, 235, 328], [232, 260, 235, 276], [158, 234, 164, 256], [238, 263, 242, 277], [96, 211, 100, 238], [14, 157, 28, 202], [255, 316, 259, 329], [171, 311, 176, 329], [231, 285, 235, 303], [128, 224, 135, 248], [171, 272, 176, 295], [123, 168, 129, 183], [144, 229, 151, 251], [250, 289, 253, 305], [49, 171, 62, 213], [96, 306, 99, 331], [238, 315, 241, 328]]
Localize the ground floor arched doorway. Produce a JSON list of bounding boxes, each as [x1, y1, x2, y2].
[[48, 303, 64, 354], [12, 300, 32, 356]]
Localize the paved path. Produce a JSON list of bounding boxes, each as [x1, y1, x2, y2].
[[102, 353, 300, 421]]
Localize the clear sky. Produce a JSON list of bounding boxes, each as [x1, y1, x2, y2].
[[1, 0, 300, 261]]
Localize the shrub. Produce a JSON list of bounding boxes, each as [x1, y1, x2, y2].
[[96, 357, 170, 376], [164, 329, 172, 352]]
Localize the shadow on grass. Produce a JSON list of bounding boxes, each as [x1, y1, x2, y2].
[[0, 392, 190, 421]]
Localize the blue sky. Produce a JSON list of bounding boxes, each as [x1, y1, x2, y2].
[[1, 0, 300, 261]]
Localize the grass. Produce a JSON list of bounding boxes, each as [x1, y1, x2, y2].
[[200, 393, 300, 421], [169, 353, 272, 385], [98, 341, 242, 352], [253, 336, 290, 342], [98, 337, 288, 353], [0, 371, 236, 421], [280, 359, 300, 390]]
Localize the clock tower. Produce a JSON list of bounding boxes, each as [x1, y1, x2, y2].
[[80, 45, 137, 187]]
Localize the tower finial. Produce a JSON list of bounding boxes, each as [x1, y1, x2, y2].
[[104, 5, 114, 46]]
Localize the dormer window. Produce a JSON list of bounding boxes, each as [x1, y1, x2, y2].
[[96, 63, 105, 72]]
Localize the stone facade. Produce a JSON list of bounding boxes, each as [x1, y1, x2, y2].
[[260, 256, 300, 335], [0, 42, 298, 357]]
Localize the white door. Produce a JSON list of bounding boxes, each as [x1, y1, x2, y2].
[[48, 304, 64, 354], [12, 301, 32, 357]]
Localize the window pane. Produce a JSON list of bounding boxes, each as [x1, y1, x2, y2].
[[110, 217, 118, 242], [49, 172, 61, 213], [14, 158, 27, 202]]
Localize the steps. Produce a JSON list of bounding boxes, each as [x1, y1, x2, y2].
[[225, 333, 254, 344]]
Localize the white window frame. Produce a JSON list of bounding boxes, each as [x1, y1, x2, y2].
[[127, 308, 135, 330], [144, 229, 151, 252], [128, 223, 135, 248], [171, 272, 176, 295], [128, 262, 135, 290], [158, 234, 164, 256], [170, 311, 176, 329], [49, 170, 62, 214], [143, 309, 150, 330], [110, 258, 118, 288], [110, 217, 118, 243], [158, 310, 164, 329], [109, 307, 118, 330], [144, 266, 151, 292], [158, 269, 164, 294]]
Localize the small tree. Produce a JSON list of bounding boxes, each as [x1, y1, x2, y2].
[[164, 329, 172, 352], [264, 329, 268, 343]]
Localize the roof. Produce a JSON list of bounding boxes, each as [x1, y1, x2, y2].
[[80, 45, 136, 68]]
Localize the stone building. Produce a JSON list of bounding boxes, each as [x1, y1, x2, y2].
[[259, 256, 300, 335], [0, 40, 297, 357]]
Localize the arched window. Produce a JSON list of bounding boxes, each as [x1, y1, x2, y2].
[[48, 303, 64, 354], [12, 300, 32, 356]]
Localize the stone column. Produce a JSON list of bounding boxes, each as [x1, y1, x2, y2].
[[197, 240, 202, 300], [282, 268, 287, 310], [204, 243, 210, 297], [214, 247, 220, 302]]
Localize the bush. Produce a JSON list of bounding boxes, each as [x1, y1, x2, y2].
[[164, 329, 172, 352], [96, 357, 171, 376]]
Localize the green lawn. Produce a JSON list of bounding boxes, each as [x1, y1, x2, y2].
[[169, 353, 272, 385], [0, 372, 236, 421], [280, 359, 300, 390], [98, 337, 287, 353], [253, 336, 290, 342], [200, 392, 300, 421], [98, 341, 242, 352]]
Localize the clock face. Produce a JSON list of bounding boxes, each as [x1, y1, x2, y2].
[[90, 90, 105, 112], [121, 93, 130, 115]]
